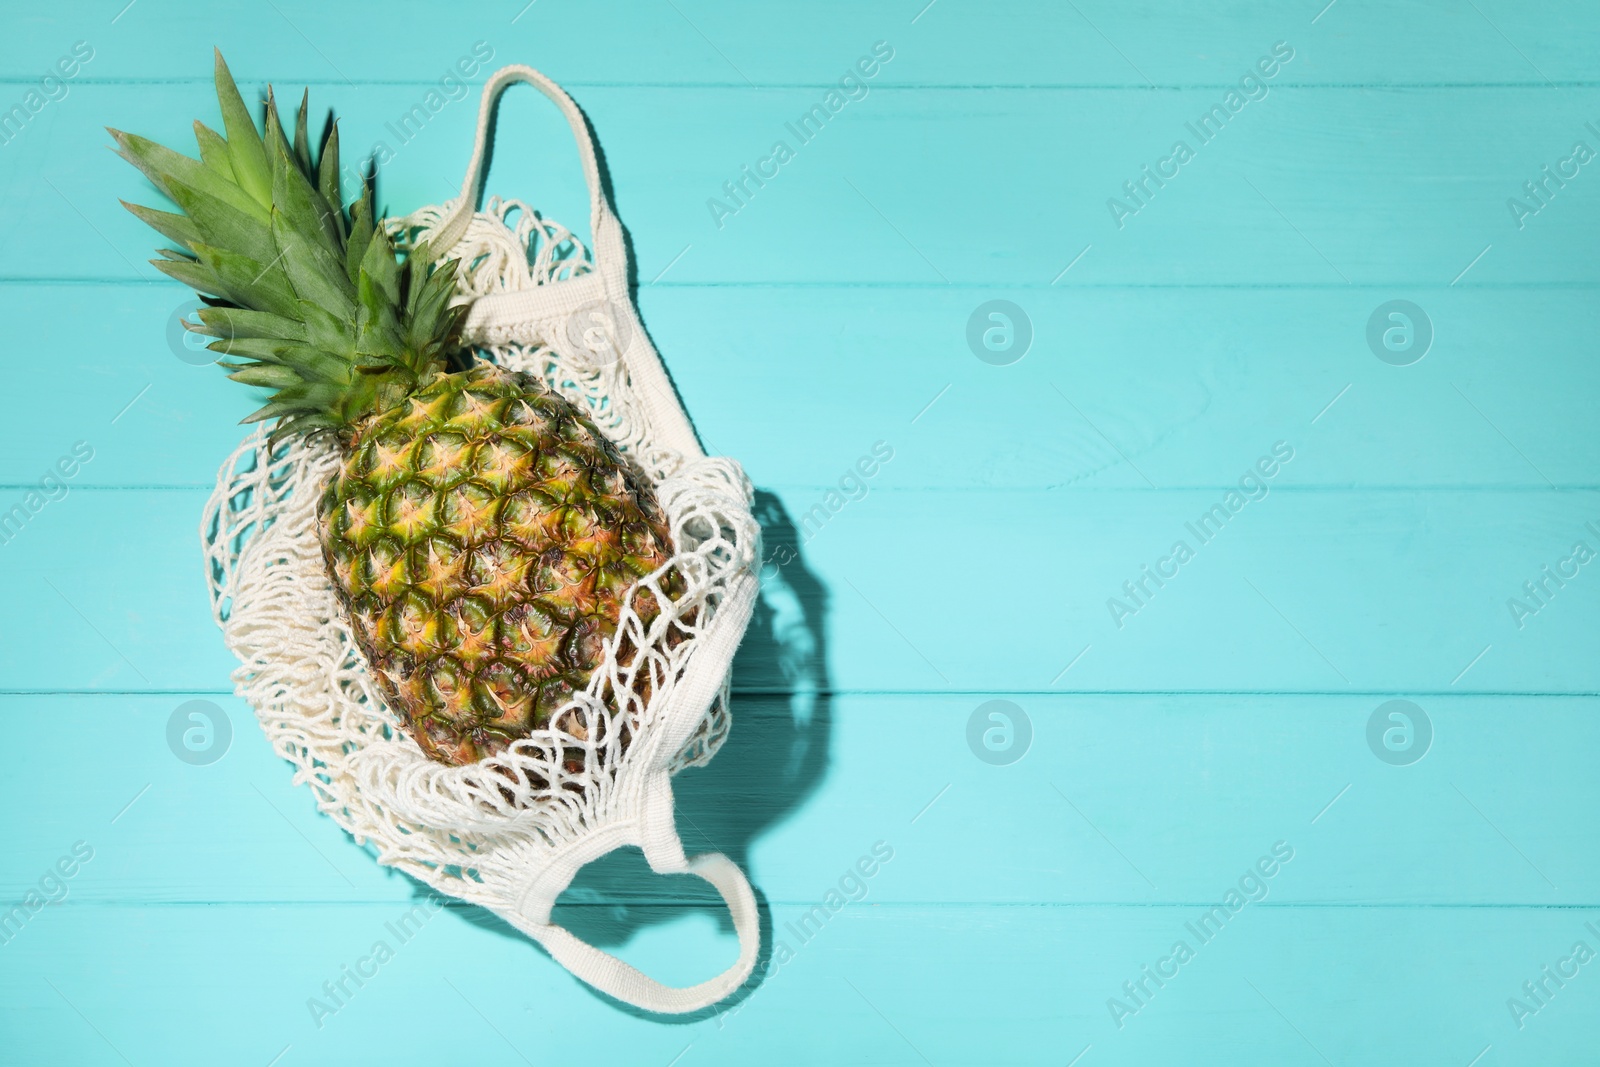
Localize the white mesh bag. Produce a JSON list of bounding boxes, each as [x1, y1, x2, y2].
[[200, 65, 762, 1014]]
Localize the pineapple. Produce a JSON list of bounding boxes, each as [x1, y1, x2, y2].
[[114, 53, 679, 766]]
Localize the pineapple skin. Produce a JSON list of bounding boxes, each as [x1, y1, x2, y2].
[[319, 364, 677, 766]]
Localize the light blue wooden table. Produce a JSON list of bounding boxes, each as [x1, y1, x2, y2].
[[2, 2, 1597, 1063]]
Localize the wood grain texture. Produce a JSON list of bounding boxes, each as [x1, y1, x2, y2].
[[10, 83, 1600, 285], [1, 694, 1595, 906], [0, 2, 1596, 1064], [2, 284, 1596, 491], [3, 0, 1599, 86], [2, 487, 1594, 693]]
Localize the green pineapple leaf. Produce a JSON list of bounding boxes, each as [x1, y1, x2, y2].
[[162, 173, 279, 266], [193, 121, 234, 181], [212, 49, 271, 207], [357, 223, 403, 312], [120, 200, 201, 251], [195, 306, 308, 342], [317, 122, 347, 242], [110, 128, 268, 224], [269, 209, 356, 319], [190, 240, 299, 318], [345, 188, 376, 286], [355, 265, 406, 362], [224, 362, 303, 390], [292, 90, 313, 176], [150, 254, 227, 298], [263, 90, 342, 253], [215, 338, 352, 383]]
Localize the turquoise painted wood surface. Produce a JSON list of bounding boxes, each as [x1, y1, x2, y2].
[[1, 2, 1597, 1064]]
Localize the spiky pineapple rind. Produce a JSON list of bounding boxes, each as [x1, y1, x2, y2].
[[320, 365, 681, 767]]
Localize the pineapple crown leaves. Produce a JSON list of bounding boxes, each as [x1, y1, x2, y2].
[[111, 50, 467, 443]]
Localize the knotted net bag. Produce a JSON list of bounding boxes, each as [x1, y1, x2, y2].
[[200, 66, 762, 1014]]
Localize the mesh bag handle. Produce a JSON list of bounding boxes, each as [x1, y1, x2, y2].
[[435, 64, 703, 460], [546, 854, 759, 1013], [425, 64, 760, 1012], [433, 64, 623, 275], [508, 852, 760, 1014]]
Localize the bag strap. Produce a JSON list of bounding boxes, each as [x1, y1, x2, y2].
[[512, 825, 761, 1017], [536, 852, 759, 1013], [433, 65, 627, 285], [433, 64, 710, 462]]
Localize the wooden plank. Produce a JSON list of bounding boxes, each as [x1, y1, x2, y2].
[[1, 0, 1594, 87], [0, 900, 1591, 1065], [10, 84, 1600, 285], [2, 283, 1594, 492], [2, 693, 1595, 907], [1, 487, 1593, 694]]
